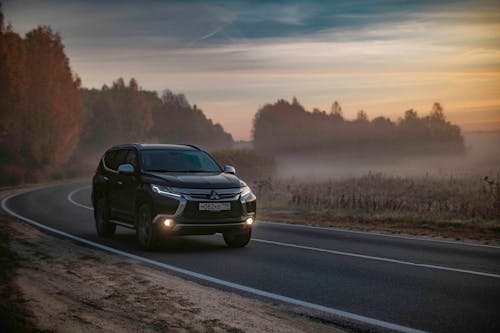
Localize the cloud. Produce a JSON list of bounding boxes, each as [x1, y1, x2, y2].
[[3, 0, 500, 139]]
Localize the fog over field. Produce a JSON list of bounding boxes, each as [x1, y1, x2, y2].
[[276, 131, 500, 179]]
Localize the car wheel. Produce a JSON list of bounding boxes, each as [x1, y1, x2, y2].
[[223, 229, 252, 248], [137, 204, 157, 250], [95, 198, 116, 237]]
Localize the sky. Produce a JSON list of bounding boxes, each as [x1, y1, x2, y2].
[[4, 0, 500, 140]]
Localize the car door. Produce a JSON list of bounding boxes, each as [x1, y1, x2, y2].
[[108, 149, 129, 220], [114, 149, 140, 222], [101, 148, 117, 191]]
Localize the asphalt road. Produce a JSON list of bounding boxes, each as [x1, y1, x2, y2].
[[3, 181, 500, 333]]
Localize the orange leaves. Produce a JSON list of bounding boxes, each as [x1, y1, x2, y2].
[[0, 21, 82, 184]]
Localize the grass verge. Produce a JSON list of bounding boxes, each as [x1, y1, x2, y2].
[[259, 206, 500, 244]]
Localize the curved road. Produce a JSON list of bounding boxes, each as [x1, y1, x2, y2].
[[2, 181, 500, 333]]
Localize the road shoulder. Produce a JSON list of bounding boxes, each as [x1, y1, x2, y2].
[[0, 213, 346, 333]]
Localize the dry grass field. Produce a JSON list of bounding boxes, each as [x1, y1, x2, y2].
[[251, 174, 500, 243], [214, 133, 500, 243], [254, 174, 500, 219]]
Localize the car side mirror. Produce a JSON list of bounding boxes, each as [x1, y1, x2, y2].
[[223, 165, 236, 174], [118, 163, 135, 175]]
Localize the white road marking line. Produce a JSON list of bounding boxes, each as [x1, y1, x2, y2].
[[67, 185, 93, 210], [253, 239, 500, 279], [69, 184, 500, 250], [1, 190, 425, 333], [259, 221, 500, 250], [67, 184, 500, 278]]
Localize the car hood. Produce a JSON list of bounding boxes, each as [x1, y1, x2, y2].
[[141, 172, 245, 189]]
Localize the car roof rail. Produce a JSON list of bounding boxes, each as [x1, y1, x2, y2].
[[110, 143, 138, 149], [181, 144, 201, 150]]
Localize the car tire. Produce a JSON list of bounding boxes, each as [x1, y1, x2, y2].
[[223, 229, 252, 248], [95, 198, 116, 237], [136, 204, 157, 250]]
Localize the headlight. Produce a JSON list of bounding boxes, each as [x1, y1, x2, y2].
[[240, 186, 255, 202], [151, 184, 182, 199]]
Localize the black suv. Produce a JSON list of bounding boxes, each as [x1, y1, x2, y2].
[[92, 144, 256, 249]]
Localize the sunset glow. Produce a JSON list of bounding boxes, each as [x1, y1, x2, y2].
[[4, 0, 500, 140]]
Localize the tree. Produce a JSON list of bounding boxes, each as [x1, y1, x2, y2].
[[330, 100, 343, 120], [423, 102, 463, 146], [161, 89, 190, 108], [430, 102, 444, 121], [355, 110, 369, 123], [0, 13, 29, 183], [129, 78, 139, 91], [0, 2, 4, 33], [0, 16, 82, 184], [24, 26, 82, 167], [151, 89, 233, 148], [79, 78, 156, 150], [79, 81, 233, 153], [252, 98, 464, 154]]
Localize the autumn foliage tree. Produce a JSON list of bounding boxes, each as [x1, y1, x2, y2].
[[24, 27, 82, 167], [0, 5, 467, 185], [0, 6, 82, 184], [0, 16, 28, 182]]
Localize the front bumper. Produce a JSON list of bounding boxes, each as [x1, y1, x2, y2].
[[151, 187, 256, 236], [153, 215, 254, 236], [166, 221, 251, 236]]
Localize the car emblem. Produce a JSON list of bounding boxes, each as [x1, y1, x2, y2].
[[210, 190, 220, 200]]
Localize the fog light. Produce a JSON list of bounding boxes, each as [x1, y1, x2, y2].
[[163, 219, 173, 227], [245, 217, 254, 225]]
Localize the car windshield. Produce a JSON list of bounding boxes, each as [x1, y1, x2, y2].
[[141, 150, 222, 173]]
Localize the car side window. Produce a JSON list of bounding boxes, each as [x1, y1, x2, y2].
[[104, 150, 117, 170], [111, 149, 128, 170], [125, 149, 138, 170]]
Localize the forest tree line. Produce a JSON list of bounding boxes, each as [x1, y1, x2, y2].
[[0, 8, 232, 184], [1, 6, 465, 185], [0, 18, 82, 184], [80, 80, 233, 154], [252, 98, 464, 154]]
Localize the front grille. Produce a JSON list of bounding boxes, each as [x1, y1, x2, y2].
[[174, 188, 241, 201], [189, 193, 236, 200], [182, 201, 242, 220]]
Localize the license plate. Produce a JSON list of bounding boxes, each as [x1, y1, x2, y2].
[[199, 202, 231, 211]]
